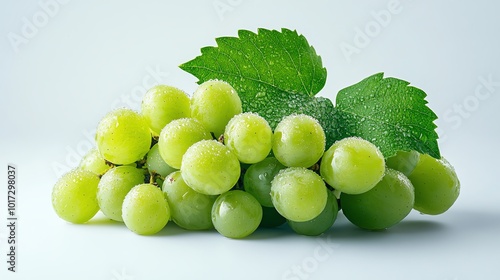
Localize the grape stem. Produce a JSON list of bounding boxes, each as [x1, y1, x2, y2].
[[135, 158, 147, 169], [310, 163, 320, 172], [218, 134, 224, 144], [147, 172, 164, 187], [151, 136, 159, 147]]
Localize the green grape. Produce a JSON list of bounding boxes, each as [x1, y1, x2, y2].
[[79, 148, 112, 176], [243, 157, 286, 207], [408, 154, 460, 215], [96, 108, 152, 165], [97, 166, 146, 222], [191, 80, 242, 137], [181, 140, 240, 195], [341, 168, 414, 230], [122, 183, 170, 235], [158, 118, 212, 169], [211, 190, 263, 239], [146, 144, 177, 178], [288, 189, 338, 236], [52, 169, 100, 224], [271, 167, 327, 222], [272, 114, 325, 168], [260, 206, 286, 228], [386, 150, 420, 176], [320, 137, 385, 194], [224, 112, 273, 164], [141, 85, 191, 136], [162, 171, 217, 230]]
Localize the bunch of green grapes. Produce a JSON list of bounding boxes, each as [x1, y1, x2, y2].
[[52, 79, 460, 239]]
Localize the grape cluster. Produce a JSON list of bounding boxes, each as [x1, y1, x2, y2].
[[52, 80, 460, 238]]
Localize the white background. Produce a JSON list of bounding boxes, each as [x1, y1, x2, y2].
[[1, 0, 499, 279]]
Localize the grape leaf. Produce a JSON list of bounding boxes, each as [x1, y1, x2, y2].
[[180, 28, 326, 98], [335, 73, 440, 158], [179, 28, 338, 147], [180, 28, 441, 159]]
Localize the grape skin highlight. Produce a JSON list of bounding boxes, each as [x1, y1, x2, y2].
[[95, 108, 152, 165], [211, 190, 263, 239], [181, 140, 241, 195], [97, 166, 146, 222], [191, 80, 242, 137], [224, 112, 273, 164], [408, 154, 460, 215], [341, 168, 415, 230], [320, 137, 385, 195], [122, 184, 170, 235], [146, 143, 177, 178], [288, 189, 338, 236], [271, 167, 327, 222], [158, 118, 212, 169], [141, 85, 191, 136], [52, 169, 100, 224], [243, 157, 286, 207], [79, 148, 112, 176], [163, 171, 217, 230], [272, 114, 325, 168]]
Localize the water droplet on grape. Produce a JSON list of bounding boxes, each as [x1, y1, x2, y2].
[[258, 173, 268, 181]]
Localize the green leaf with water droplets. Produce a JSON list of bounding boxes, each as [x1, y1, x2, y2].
[[180, 28, 326, 97], [335, 73, 440, 158], [179, 28, 338, 146], [180, 29, 441, 157]]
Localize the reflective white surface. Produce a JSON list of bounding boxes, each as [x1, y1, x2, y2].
[[1, 1, 499, 279]]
